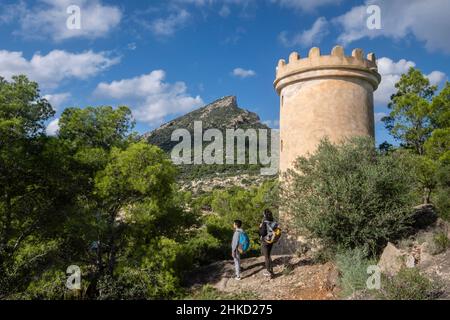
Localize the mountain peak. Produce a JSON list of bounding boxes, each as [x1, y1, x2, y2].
[[200, 96, 237, 113], [144, 96, 268, 152]]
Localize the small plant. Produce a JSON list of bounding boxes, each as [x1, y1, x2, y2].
[[186, 285, 258, 300], [430, 232, 449, 255], [295, 243, 310, 258], [282, 264, 295, 276], [335, 247, 377, 298], [398, 237, 415, 251], [379, 268, 442, 300], [312, 245, 336, 264]]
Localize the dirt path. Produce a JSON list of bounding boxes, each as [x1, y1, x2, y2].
[[185, 255, 340, 300]]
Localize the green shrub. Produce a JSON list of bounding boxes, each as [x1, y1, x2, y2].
[[311, 246, 336, 264], [379, 268, 441, 300], [13, 268, 89, 300], [430, 232, 449, 255], [17, 270, 68, 300], [178, 229, 224, 269], [186, 285, 258, 300], [96, 266, 181, 300], [283, 137, 416, 255], [434, 187, 450, 221], [433, 163, 450, 221], [335, 248, 377, 297]]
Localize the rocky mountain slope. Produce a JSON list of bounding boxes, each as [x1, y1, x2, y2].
[[144, 96, 275, 189], [144, 96, 269, 152]]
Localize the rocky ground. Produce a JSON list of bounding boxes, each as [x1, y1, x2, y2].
[[185, 208, 450, 300], [185, 254, 340, 300], [379, 217, 450, 299]]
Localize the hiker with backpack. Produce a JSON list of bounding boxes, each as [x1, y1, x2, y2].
[[259, 209, 282, 278], [231, 219, 250, 281]]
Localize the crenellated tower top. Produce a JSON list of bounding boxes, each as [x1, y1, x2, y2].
[[274, 46, 381, 94]]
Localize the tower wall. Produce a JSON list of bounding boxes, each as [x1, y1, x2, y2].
[[274, 46, 381, 173]]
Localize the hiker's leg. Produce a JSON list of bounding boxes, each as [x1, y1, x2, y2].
[[234, 252, 240, 278], [262, 244, 270, 272], [267, 244, 273, 273]]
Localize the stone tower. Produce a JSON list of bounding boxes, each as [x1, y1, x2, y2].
[[274, 46, 381, 173]]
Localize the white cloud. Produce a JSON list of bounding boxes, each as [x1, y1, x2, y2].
[[127, 43, 137, 51], [374, 57, 446, 105], [427, 71, 446, 86], [270, 0, 341, 12], [9, 0, 122, 41], [43, 93, 71, 111], [263, 119, 280, 128], [222, 27, 246, 45], [94, 70, 204, 125], [278, 17, 328, 47], [0, 1, 26, 24], [219, 5, 231, 17], [150, 9, 191, 37], [334, 0, 450, 53], [374, 112, 387, 124], [174, 0, 253, 6], [232, 68, 256, 78], [46, 118, 60, 136], [0, 50, 119, 89]]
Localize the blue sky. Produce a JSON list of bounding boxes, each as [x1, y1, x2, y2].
[[0, 0, 449, 145]]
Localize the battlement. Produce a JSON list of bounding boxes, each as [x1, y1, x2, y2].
[[274, 46, 381, 93]]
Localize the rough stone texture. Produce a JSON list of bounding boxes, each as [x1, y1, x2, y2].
[[184, 255, 340, 300], [378, 242, 415, 276], [419, 242, 434, 266], [419, 249, 450, 299], [377, 218, 450, 292]]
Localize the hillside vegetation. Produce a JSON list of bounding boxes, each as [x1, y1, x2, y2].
[[0, 67, 448, 300]]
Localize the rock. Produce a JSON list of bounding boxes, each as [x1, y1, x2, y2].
[[418, 242, 434, 266], [405, 255, 415, 268], [378, 242, 415, 276]]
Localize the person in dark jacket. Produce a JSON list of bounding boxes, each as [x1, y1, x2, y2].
[[259, 209, 274, 278]]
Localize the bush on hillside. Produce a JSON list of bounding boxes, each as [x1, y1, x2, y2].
[[282, 137, 416, 255], [335, 248, 377, 297], [378, 268, 442, 300], [185, 284, 258, 300]]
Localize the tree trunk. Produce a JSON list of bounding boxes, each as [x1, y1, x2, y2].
[[1, 192, 12, 254], [423, 187, 431, 204]]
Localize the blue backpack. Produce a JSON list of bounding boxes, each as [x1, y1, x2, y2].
[[238, 231, 250, 254]]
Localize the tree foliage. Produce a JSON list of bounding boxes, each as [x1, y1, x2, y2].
[[382, 67, 437, 155], [0, 76, 200, 299], [0, 76, 72, 297], [383, 68, 449, 209]]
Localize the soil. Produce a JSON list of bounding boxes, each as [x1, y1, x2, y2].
[[185, 255, 340, 300]]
